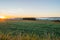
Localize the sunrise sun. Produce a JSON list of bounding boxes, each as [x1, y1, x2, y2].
[[0, 16, 6, 19]]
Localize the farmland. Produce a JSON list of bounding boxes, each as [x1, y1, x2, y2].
[[0, 20, 60, 40]]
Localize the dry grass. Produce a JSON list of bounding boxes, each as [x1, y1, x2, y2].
[[0, 32, 60, 40]]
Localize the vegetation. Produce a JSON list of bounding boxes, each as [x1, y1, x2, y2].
[[52, 20, 60, 22], [23, 18, 36, 20], [0, 20, 60, 40]]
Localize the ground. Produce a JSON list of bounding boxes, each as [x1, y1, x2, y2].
[[0, 20, 60, 40]]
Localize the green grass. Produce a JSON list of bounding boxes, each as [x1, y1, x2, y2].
[[0, 20, 60, 40]]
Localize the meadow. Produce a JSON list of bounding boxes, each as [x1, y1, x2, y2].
[[0, 20, 60, 40]]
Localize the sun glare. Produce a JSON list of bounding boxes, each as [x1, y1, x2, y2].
[[0, 16, 7, 22], [0, 16, 6, 19]]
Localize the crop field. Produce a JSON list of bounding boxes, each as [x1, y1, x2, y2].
[[0, 20, 60, 40]]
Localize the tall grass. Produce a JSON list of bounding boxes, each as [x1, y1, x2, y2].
[[0, 20, 60, 40], [0, 32, 60, 40]]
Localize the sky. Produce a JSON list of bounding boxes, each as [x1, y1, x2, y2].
[[0, 0, 60, 18]]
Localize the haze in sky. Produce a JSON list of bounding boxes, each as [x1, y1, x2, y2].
[[0, 0, 60, 18]]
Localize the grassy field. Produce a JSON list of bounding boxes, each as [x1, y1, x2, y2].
[[0, 20, 60, 40]]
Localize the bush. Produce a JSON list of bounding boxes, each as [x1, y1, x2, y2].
[[53, 20, 60, 22], [23, 18, 36, 20]]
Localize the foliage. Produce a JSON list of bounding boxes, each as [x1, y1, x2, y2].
[[0, 20, 60, 40]]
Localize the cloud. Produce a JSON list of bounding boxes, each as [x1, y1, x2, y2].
[[0, 8, 24, 14]]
